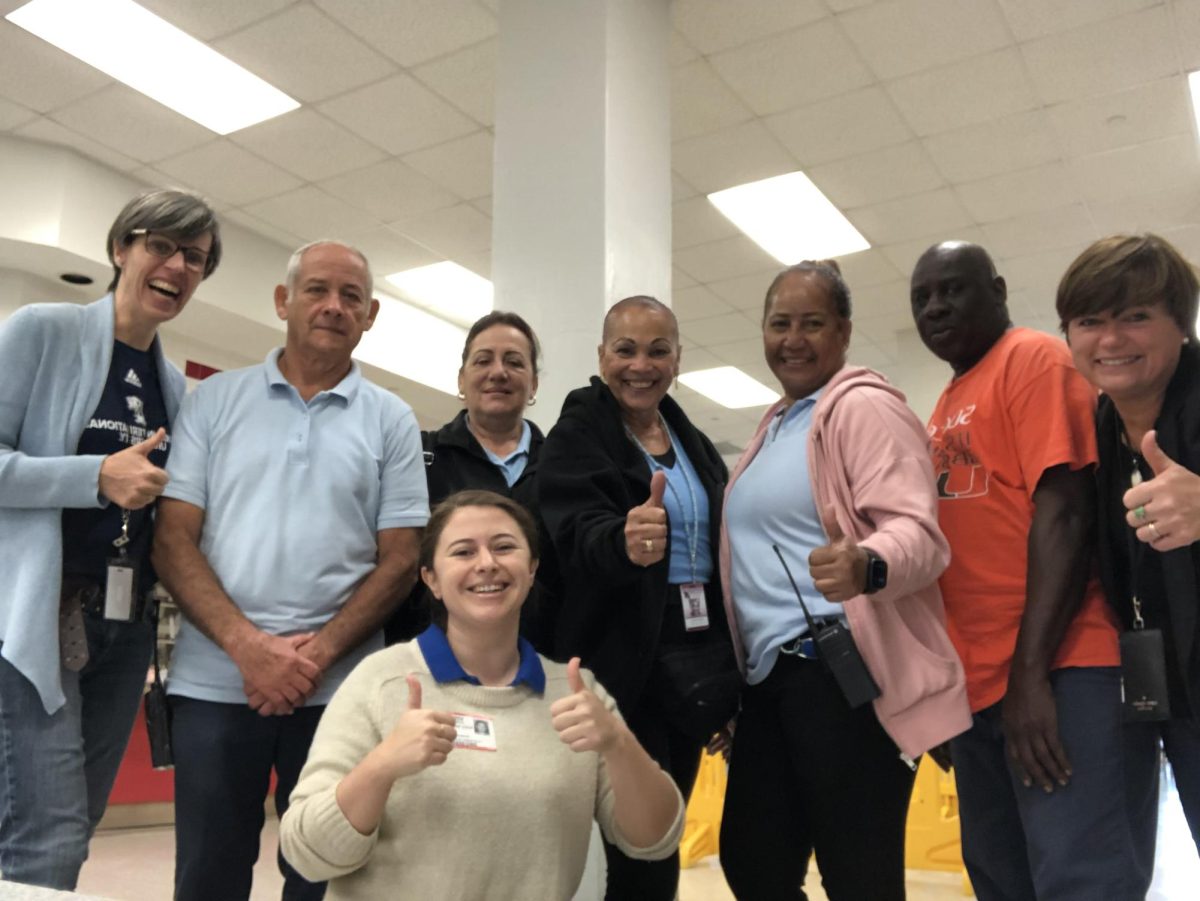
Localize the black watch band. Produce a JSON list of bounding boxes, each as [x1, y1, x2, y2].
[[863, 549, 888, 594]]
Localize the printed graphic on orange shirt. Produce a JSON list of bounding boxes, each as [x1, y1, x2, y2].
[[931, 428, 989, 500]]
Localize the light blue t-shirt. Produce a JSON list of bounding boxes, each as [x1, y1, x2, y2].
[[163, 350, 429, 705], [480, 419, 532, 488], [725, 392, 846, 685], [647, 426, 713, 585]]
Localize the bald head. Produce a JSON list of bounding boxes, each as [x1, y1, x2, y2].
[[601, 295, 679, 344], [910, 241, 1010, 375]]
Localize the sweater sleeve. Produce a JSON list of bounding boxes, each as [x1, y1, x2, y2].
[[0, 306, 107, 510], [590, 678, 685, 860], [278, 661, 387, 882]]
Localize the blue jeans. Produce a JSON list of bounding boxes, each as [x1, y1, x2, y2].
[[952, 666, 1144, 901], [171, 697, 326, 901], [0, 612, 154, 889]]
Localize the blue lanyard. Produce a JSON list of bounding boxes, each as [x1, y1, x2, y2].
[[625, 414, 701, 583]]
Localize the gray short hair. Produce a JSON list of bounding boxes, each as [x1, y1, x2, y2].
[[106, 189, 222, 291], [284, 240, 373, 300]]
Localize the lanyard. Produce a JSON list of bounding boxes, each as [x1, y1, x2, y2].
[[626, 413, 701, 583]]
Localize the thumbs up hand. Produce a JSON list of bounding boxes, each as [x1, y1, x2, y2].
[[1123, 430, 1200, 551], [374, 674, 457, 780], [808, 507, 870, 602], [625, 470, 669, 567], [99, 427, 170, 509], [550, 657, 623, 754]]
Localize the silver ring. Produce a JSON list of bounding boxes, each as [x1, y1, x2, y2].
[[643, 538, 654, 553], [1148, 522, 1162, 542]]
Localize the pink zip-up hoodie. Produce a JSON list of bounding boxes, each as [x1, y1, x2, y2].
[[720, 365, 971, 758]]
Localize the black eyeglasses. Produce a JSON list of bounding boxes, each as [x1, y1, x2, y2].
[[129, 229, 210, 273]]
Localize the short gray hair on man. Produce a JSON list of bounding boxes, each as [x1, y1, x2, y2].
[[283, 240, 373, 301], [106, 189, 222, 291]]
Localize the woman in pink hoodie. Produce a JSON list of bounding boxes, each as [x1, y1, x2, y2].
[[718, 260, 970, 901]]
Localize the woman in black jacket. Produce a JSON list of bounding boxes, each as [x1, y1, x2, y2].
[[539, 295, 733, 901]]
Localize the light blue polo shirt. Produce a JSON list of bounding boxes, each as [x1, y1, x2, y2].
[[479, 419, 532, 487], [725, 391, 847, 685], [644, 425, 713, 585], [163, 350, 429, 705]]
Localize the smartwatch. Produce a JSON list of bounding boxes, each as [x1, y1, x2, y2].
[[863, 549, 888, 594]]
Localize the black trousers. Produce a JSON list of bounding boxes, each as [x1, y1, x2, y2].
[[720, 655, 916, 901]]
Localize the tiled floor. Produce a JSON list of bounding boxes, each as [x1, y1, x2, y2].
[[72, 768, 1200, 900]]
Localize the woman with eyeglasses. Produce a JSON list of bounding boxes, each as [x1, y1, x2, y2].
[[0, 189, 220, 890]]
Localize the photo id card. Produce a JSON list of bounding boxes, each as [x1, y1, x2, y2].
[[452, 713, 497, 751], [104, 558, 138, 622], [681, 582, 709, 632]]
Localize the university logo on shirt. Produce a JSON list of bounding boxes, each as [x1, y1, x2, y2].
[[929, 405, 989, 500]]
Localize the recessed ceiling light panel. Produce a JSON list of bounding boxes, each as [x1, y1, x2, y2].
[[6, 0, 299, 134], [385, 261, 494, 327], [679, 366, 780, 409]]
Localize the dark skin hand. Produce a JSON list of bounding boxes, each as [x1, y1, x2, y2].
[[1001, 463, 1095, 793]]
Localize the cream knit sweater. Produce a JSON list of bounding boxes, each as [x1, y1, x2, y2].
[[280, 642, 684, 900]]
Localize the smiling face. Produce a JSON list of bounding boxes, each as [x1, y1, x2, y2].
[[598, 305, 680, 419], [1065, 301, 1185, 405], [420, 505, 537, 633], [910, 243, 1010, 375], [459, 324, 538, 424], [112, 230, 212, 331], [274, 243, 379, 361], [763, 271, 850, 401]]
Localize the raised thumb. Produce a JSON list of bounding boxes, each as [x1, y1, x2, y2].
[[823, 506, 846, 543], [647, 470, 667, 508], [567, 657, 585, 694], [405, 674, 423, 710], [134, 427, 167, 456], [1141, 430, 1175, 476]]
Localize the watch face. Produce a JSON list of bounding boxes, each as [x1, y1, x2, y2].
[[866, 553, 887, 592]]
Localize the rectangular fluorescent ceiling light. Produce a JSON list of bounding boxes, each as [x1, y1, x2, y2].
[[678, 366, 780, 409], [385, 262, 493, 327], [354, 294, 466, 396], [6, 0, 298, 134], [707, 171, 870, 263]]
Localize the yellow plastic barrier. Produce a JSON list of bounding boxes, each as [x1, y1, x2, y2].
[[680, 751, 726, 868]]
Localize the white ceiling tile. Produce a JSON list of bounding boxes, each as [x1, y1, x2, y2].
[[1021, 6, 1178, 105], [242, 185, 381, 242], [219, 207, 304, 252], [673, 285, 737, 321], [849, 279, 910, 320], [998, 246, 1090, 303], [319, 73, 478, 156], [456, 250, 491, 279], [680, 312, 760, 347], [996, 0, 1160, 41], [0, 95, 37, 130], [390, 203, 492, 257], [707, 269, 780, 311], [402, 130, 494, 200], [707, 335, 769, 369], [878, 227, 988, 277], [671, 0, 827, 54], [672, 120, 796, 194], [673, 172, 701, 202], [832, 249, 907, 291], [808, 141, 945, 209], [955, 162, 1084, 222], [340, 226, 442, 278], [213, 5, 394, 104], [1173, 0, 1200, 70], [709, 20, 874, 115], [313, 0, 496, 67], [673, 235, 779, 283], [154, 140, 303, 206], [676, 347, 725, 373], [853, 310, 924, 350], [667, 30, 701, 65], [670, 59, 754, 142], [14, 116, 141, 171], [1154, 225, 1200, 264], [923, 110, 1062, 183], [230, 109, 386, 182], [673, 267, 697, 289], [470, 195, 492, 217], [847, 188, 973, 247], [981, 204, 1096, 259], [136, 0, 293, 40], [1071, 135, 1200, 205], [885, 48, 1039, 137], [1045, 77, 1192, 159], [673, 196, 740, 249], [48, 85, 212, 162], [840, 0, 1012, 81], [412, 39, 496, 126], [0, 22, 110, 112], [1089, 186, 1200, 235], [847, 333, 897, 370], [826, 0, 877, 10], [318, 159, 460, 222], [764, 86, 912, 168]]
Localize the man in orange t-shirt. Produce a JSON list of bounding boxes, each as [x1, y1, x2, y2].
[[911, 242, 1140, 901]]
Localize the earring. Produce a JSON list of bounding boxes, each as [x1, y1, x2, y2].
[[527, 395, 537, 406], [457, 391, 466, 400]]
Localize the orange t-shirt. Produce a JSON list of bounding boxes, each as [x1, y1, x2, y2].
[[927, 328, 1119, 713]]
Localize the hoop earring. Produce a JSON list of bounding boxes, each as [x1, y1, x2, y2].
[[527, 395, 537, 406], [457, 391, 465, 400]]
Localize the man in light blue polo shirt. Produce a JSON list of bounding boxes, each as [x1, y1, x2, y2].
[[153, 240, 428, 901]]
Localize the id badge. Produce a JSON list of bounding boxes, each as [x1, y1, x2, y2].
[[1119, 628, 1171, 722], [452, 713, 497, 751], [104, 557, 138, 622], [680, 582, 709, 632]]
